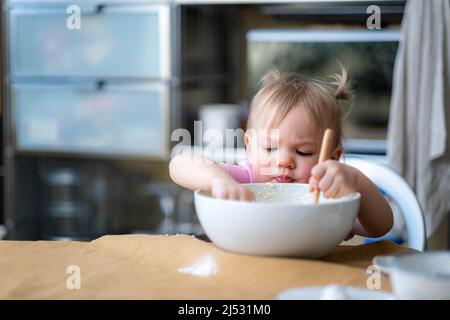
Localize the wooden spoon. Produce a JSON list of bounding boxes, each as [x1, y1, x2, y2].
[[313, 128, 334, 204]]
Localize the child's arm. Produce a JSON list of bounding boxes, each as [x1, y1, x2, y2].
[[309, 161, 393, 238], [169, 152, 255, 201], [347, 168, 394, 238]]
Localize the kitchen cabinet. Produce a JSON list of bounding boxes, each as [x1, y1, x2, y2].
[[2, 0, 181, 240], [13, 83, 169, 156], [6, 1, 174, 158], [10, 4, 170, 79]]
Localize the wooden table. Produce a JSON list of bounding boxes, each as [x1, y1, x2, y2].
[[0, 235, 414, 299]]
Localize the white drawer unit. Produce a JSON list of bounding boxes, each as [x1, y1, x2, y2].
[[13, 83, 170, 157], [9, 3, 171, 79]]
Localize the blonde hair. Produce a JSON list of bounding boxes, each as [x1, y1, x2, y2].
[[247, 65, 352, 149]]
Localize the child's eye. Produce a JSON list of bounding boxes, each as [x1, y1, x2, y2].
[[296, 150, 313, 156]]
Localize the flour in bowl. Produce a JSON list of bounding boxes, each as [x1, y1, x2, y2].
[[253, 184, 313, 203]]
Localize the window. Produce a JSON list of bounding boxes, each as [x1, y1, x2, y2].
[[247, 29, 401, 155]]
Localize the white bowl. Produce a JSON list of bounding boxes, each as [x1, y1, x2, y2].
[[194, 183, 360, 258]]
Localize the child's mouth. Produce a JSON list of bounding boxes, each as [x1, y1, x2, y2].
[[274, 176, 295, 183]]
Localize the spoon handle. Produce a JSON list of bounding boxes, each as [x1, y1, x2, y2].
[[314, 129, 334, 204]]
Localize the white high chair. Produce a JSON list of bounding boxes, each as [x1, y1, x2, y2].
[[343, 155, 426, 251]]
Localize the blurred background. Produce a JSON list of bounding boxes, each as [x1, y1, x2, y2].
[[0, 0, 409, 241]]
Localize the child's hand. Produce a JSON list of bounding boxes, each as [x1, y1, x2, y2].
[[309, 160, 359, 199], [211, 177, 255, 201]]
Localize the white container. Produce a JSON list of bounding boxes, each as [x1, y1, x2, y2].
[[194, 183, 360, 259], [277, 284, 395, 300], [373, 252, 450, 300]]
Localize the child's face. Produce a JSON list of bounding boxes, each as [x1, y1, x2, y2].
[[245, 105, 340, 184]]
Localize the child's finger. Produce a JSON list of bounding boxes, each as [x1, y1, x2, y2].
[[311, 164, 326, 179], [241, 188, 255, 201], [336, 185, 356, 198], [246, 189, 256, 201], [318, 171, 334, 193], [309, 177, 319, 191], [324, 180, 340, 199], [213, 188, 229, 199], [229, 189, 240, 200]]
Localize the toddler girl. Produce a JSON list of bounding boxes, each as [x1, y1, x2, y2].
[[170, 68, 393, 238]]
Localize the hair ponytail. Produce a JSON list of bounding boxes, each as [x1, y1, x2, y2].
[[332, 62, 353, 102], [259, 68, 282, 87]]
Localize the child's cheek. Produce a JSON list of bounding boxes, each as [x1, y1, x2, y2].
[[251, 163, 273, 182], [298, 166, 313, 183], [248, 154, 274, 182], [300, 159, 317, 181]]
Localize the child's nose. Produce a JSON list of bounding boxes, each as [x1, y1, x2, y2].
[[278, 151, 296, 169]]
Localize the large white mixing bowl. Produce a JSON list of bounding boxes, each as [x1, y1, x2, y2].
[[194, 183, 361, 258]]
